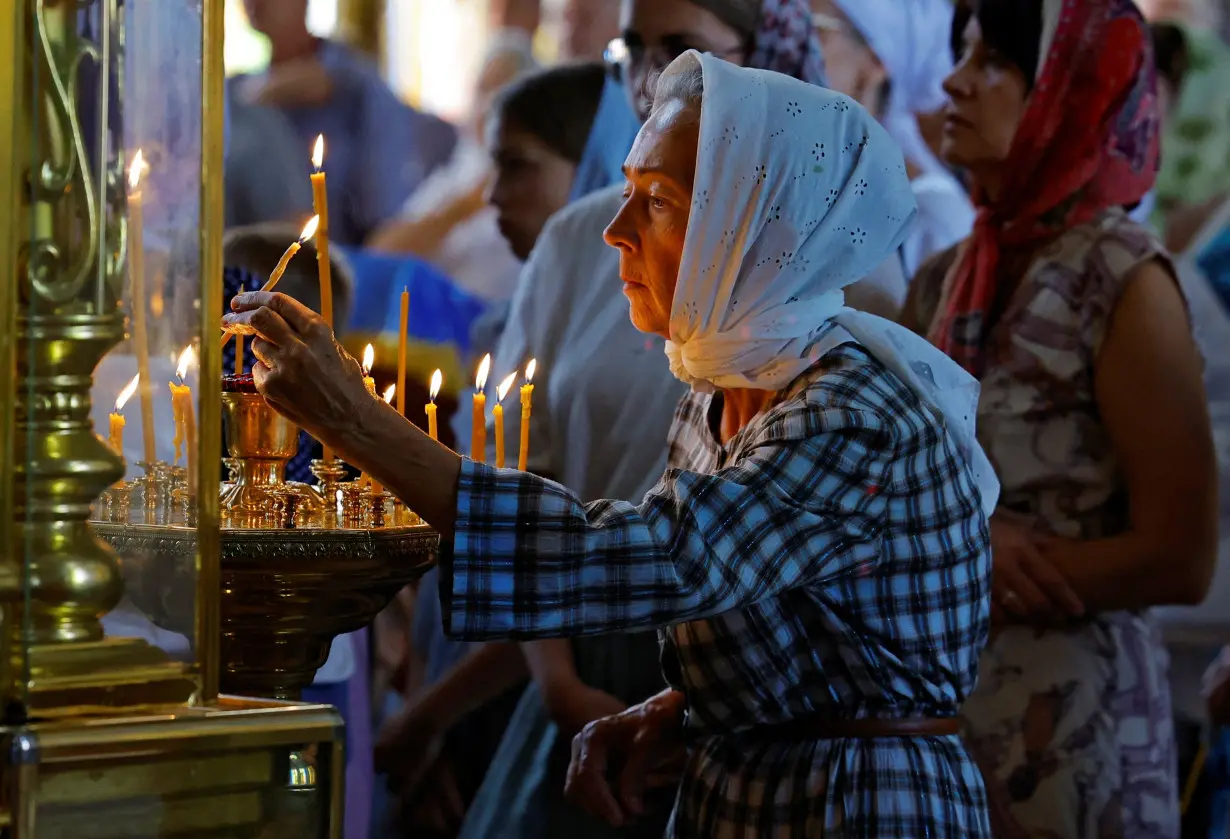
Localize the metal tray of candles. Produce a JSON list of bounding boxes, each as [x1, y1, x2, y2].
[[92, 376, 437, 700]]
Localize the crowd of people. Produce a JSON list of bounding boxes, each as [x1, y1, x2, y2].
[[217, 0, 1230, 836]]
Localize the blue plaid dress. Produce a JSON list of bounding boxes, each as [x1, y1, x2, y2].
[[442, 337, 993, 837]]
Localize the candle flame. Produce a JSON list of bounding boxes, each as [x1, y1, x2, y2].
[[175, 345, 195, 380], [429, 369, 443, 402], [115, 373, 140, 412], [128, 149, 146, 190], [382, 384, 396, 404], [475, 354, 491, 391], [299, 214, 321, 242], [524, 358, 537, 383], [361, 344, 375, 375], [312, 135, 325, 170], [496, 373, 517, 403]]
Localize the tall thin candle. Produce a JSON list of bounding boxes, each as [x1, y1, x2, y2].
[[222, 215, 319, 352], [397, 286, 409, 417], [310, 136, 333, 329], [426, 369, 442, 441], [471, 354, 491, 463], [518, 359, 537, 471], [493, 373, 517, 469], [127, 151, 157, 466]]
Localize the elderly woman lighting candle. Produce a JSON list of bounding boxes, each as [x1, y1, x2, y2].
[[225, 52, 998, 836]]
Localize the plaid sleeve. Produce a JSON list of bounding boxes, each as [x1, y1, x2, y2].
[[444, 413, 893, 640]]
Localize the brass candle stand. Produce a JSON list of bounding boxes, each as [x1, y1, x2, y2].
[[91, 391, 437, 700]]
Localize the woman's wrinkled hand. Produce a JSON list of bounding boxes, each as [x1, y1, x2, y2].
[[990, 515, 1085, 625], [222, 291, 372, 446], [565, 690, 686, 827]]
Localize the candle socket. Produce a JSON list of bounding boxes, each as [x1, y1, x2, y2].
[[369, 491, 388, 528], [136, 461, 174, 526], [171, 486, 197, 528], [340, 483, 366, 529], [309, 458, 348, 528], [109, 482, 134, 524]]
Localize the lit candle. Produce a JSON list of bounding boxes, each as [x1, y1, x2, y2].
[[426, 369, 442, 441], [361, 343, 376, 397], [127, 151, 157, 466], [370, 384, 396, 495], [396, 286, 409, 417], [493, 373, 517, 469], [109, 373, 140, 457], [310, 136, 333, 330], [168, 346, 197, 490], [359, 344, 376, 486], [222, 215, 319, 353], [471, 354, 491, 463], [518, 359, 536, 471]]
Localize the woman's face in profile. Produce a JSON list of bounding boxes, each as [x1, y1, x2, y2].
[[940, 15, 1030, 183], [604, 97, 700, 338], [486, 118, 579, 261]]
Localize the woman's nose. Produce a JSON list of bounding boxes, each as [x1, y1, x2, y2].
[[603, 197, 638, 252]]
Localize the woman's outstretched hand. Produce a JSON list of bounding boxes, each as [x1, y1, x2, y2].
[[565, 689, 687, 827], [222, 291, 371, 447]]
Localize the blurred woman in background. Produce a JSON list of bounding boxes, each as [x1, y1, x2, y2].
[[1150, 19, 1230, 252], [371, 61, 608, 839], [813, 0, 975, 279], [902, 0, 1216, 835]]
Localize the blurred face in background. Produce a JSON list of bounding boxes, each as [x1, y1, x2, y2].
[[486, 116, 579, 261], [563, 0, 622, 60], [616, 0, 749, 122], [812, 0, 888, 112], [242, 0, 308, 40]]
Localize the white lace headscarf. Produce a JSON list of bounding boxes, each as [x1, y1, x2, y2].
[[660, 51, 998, 515], [830, 0, 956, 176]]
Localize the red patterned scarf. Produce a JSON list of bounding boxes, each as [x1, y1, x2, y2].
[[927, 0, 1161, 376]]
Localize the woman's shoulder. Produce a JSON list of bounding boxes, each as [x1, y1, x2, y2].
[[763, 343, 922, 449], [1030, 210, 1173, 314]]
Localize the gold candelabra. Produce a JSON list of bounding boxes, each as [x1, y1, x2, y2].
[[91, 390, 436, 700]]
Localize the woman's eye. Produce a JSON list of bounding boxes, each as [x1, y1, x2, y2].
[[650, 196, 668, 210]]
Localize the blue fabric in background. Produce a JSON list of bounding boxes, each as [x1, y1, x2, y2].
[[338, 247, 488, 365], [567, 76, 642, 202], [1198, 225, 1230, 313]]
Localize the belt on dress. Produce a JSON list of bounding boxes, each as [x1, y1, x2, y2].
[[752, 715, 962, 741]]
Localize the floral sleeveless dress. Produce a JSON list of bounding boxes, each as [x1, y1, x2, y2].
[[909, 209, 1181, 838]]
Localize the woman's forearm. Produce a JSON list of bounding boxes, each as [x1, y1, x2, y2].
[[329, 398, 462, 540], [413, 641, 528, 728], [1045, 530, 1214, 613], [522, 639, 580, 691]]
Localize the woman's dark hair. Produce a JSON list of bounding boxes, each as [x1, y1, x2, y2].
[[488, 62, 607, 165], [1151, 22, 1190, 92], [951, 0, 1044, 90]]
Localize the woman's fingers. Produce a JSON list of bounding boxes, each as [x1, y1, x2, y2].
[[1019, 548, 1085, 617], [566, 720, 626, 827], [228, 291, 321, 337], [223, 303, 301, 348], [993, 557, 1052, 618]]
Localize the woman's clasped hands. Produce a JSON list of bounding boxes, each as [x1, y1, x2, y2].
[[222, 291, 371, 445], [989, 514, 1085, 626]]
